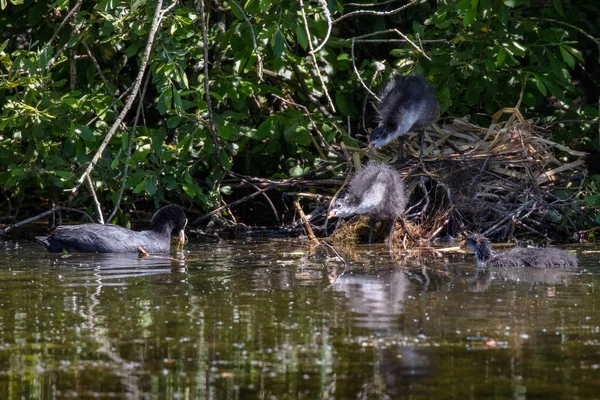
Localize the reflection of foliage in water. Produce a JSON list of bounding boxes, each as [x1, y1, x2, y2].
[[0, 240, 598, 397]]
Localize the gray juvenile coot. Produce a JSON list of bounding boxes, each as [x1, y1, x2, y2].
[[329, 161, 407, 246], [36, 205, 187, 253], [465, 234, 577, 268], [370, 75, 439, 161]]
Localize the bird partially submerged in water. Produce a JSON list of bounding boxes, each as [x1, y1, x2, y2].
[[329, 161, 407, 246], [36, 205, 188, 254], [370, 75, 439, 162], [465, 234, 577, 268]]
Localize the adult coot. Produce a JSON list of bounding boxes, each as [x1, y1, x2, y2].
[[36, 205, 187, 253], [329, 161, 407, 246], [465, 234, 577, 268], [370, 75, 439, 161]]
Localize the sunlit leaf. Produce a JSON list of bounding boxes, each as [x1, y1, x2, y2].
[[559, 46, 575, 67], [496, 48, 506, 66], [296, 25, 308, 51], [290, 165, 304, 177], [133, 180, 146, 194], [463, 0, 478, 27], [72, 124, 96, 142], [54, 171, 74, 179]]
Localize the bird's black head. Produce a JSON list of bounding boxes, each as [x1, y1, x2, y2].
[[370, 125, 396, 148], [329, 196, 357, 218], [151, 205, 188, 236], [465, 234, 494, 263]]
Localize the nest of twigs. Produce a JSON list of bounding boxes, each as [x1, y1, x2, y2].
[[328, 111, 587, 244], [203, 111, 587, 245]]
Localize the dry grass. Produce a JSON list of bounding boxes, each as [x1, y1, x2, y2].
[[334, 113, 587, 244]]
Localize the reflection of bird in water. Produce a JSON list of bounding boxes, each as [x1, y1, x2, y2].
[[465, 234, 577, 268], [329, 161, 406, 246], [333, 270, 408, 330], [370, 75, 439, 162], [36, 205, 187, 253], [466, 265, 576, 293]]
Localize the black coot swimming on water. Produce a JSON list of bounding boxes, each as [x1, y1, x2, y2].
[[36, 205, 188, 253], [465, 234, 577, 268], [370, 75, 439, 161], [329, 161, 407, 246]]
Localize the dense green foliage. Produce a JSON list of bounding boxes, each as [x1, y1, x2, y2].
[[0, 0, 598, 225]]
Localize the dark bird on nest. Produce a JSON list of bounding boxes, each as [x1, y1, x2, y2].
[[329, 161, 407, 246], [36, 205, 187, 254], [465, 234, 578, 268], [370, 75, 439, 162]]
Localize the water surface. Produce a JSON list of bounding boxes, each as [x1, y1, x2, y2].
[[0, 239, 598, 399]]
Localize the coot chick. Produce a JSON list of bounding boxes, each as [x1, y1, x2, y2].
[[36, 205, 187, 253], [329, 161, 406, 246], [465, 234, 577, 268], [370, 75, 439, 161]]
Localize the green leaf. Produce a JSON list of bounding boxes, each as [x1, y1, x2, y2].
[[10, 167, 24, 177], [290, 165, 304, 177], [54, 171, 74, 179], [217, 125, 233, 139], [509, 41, 526, 56], [72, 124, 96, 142], [96, 0, 118, 11], [553, 0, 564, 16], [547, 51, 568, 83], [167, 116, 182, 129], [229, 0, 244, 19], [39, 46, 54, 71], [133, 180, 146, 194], [296, 25, 308, 51], [257, 116, 277, 139], [496, 48, 506, 66], [51, 176, 64, 188], [438, 85, 452, 114], [335, 93, 357, 117], [145, 179, 157, 196], [463, 0, 478, 27], [272, 31, 284, 58], [533, 74, 547, 96], [63, 98, 78, 107], [559, 46, 575, 67], [562, 45, 584, 62], [584, 195, 598, 207], [258, 0, 270, 12], [283, 123, 311, 146], [125, 44, 139, 57]]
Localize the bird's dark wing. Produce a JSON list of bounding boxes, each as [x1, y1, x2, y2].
[[43, 224, 164, 253]]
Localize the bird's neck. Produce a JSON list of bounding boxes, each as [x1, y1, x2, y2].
[[153, 222, 174, 236]]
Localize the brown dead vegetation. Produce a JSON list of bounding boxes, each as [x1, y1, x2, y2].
[[195, 112, 589, 246]]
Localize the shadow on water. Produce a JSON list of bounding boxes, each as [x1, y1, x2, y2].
[[0, 238, 598, 398]]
